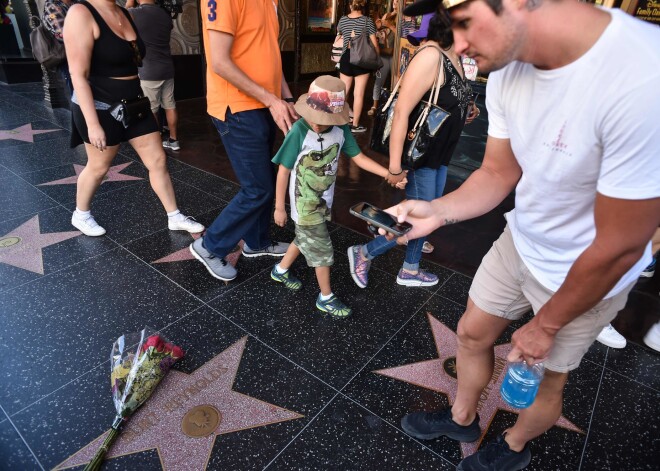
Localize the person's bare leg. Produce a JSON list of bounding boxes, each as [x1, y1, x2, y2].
[[278, 242, 301, 270], [451, 298, 512, 425], [75, 144, 120, 211], [340, 73, 354, 119], [352, 73, 369, 128], [503, 370, 568, 451], [164, 107, 178, 140], [129, 131, 177, 212], [315, 266, 331, 296]]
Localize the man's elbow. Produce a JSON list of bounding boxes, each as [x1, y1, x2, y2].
[[211, 57, 230, 78]]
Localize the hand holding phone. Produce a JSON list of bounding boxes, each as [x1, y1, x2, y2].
[[350, 202, 413, 237]]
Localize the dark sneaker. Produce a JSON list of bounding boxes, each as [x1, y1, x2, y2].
[[350, 125, 367, 133], [316, 294, 352, 319], [640, 257, 656, 278], [396, 268, 439, 287], [348, 245, 371, 288], [189, 238, 237, 281], [457, 435, 531, 471], [271, 265, 302, 290], [401, 409, 481, 442], [242, 241, 289, 258]]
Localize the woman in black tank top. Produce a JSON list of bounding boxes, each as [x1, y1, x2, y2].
[[62, 0, 203, 237], [349, 12, 480, 288]]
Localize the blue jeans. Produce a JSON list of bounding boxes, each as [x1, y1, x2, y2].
[[364, 165, 448, 271], [203, 108, 277, 258]]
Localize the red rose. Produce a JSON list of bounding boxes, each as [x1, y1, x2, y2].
[[164, 342, 174, 353], [142, 335, 165, 353], [171, 346, 184, 359]]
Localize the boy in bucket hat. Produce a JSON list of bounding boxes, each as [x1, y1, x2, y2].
[[271, 76, 406, 319]]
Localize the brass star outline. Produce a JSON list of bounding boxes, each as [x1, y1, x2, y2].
[[55, 337, 303, 470]]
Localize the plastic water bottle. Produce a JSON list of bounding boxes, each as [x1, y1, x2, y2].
[[500, 361, 544, 409]]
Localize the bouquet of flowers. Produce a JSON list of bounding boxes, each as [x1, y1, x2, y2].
[[84, 328, 184, 471]]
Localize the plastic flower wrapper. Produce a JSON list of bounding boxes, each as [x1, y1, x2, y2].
[[84, 327, 184, 471]]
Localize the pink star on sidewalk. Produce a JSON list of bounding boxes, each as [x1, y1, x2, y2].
[[154, 238, 244, 270], [0, 215, 81, 274], [374, 313, 582, 457], [39, 162, 143, 186], [55, 337, 303, 471], [0, 123, 59, 143]]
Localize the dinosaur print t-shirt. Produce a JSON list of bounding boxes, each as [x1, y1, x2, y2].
[[272, 119, 360, 226]]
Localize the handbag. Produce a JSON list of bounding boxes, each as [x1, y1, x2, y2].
[[330, 34, 343, 63], [348, 17, 383, 70], [370, 45, 451, 169], [109, 96, 152, 129], [29, 17, 66, 69]]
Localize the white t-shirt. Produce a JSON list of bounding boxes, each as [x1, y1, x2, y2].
[[486, 8, 660, 297]]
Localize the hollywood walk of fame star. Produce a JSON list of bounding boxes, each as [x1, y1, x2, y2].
[[374, 313, 583, 457], [0, 215, 81, 274], [0, 123, 60, 143], [38, 162, 142, 186], [55, 337, 303, 471]]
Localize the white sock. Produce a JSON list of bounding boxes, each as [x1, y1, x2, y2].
[[167, 209, 182, 219], [319, 292, 333, 301], [274, 264, 287, 275], [74, 208, 91, 219]]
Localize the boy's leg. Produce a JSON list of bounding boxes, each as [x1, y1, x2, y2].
[[278, 242, 301, 270], [315, 266, 331, 296]]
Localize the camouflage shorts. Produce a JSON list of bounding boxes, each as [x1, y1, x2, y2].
[[294, 222, 334, 268]]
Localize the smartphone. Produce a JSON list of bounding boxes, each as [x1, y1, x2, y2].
[[350, 202, 413, 237]]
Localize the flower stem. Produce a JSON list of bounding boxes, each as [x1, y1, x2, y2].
[[83, 419, 122, 471]]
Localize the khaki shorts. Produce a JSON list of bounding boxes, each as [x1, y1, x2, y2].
[[469, 225, 634, 373], [140, 79, 176, 112], [294, 222, 334, 268]]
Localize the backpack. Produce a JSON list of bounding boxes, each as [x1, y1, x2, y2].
[[30, 17, 66, 68]]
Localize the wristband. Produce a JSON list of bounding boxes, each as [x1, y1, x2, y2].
[[284, 97, 295, 103], [388, 169, 403, 176]]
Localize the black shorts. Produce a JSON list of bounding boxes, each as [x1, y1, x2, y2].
[[70, 76, 158, 148], [339, 50, 372, 77]]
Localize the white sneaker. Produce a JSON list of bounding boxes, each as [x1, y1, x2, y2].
[[168, 214, 204, 233], [71, 212, 106, 237], [643, 321, 660, 353], [596, 324, 627, 349]]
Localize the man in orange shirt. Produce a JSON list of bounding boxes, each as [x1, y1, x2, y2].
[[191, 0, 299, 281]]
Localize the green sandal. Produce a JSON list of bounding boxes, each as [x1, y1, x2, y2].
[[316, 294, 352, 319], [271, 265, 302, 290]]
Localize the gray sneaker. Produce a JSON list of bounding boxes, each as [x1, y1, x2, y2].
[[242, 241, 289, 258], [189, 238, 237, 281]]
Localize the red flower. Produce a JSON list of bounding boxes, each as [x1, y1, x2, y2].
[[171, 346, 184, 359], [142, 335, 165, 353]]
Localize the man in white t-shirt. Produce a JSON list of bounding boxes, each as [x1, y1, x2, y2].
[[388, 0, 660, 469]]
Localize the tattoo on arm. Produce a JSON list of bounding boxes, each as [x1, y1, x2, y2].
[[443, 218, 460, 225]]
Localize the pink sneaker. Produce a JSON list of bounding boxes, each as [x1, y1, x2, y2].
[[348, 245, 371, 288]]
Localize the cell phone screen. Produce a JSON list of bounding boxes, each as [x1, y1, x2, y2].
[[361, 206, 400, 229], [350, 202, 412, 236]]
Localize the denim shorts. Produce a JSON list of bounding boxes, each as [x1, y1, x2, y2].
[[469, 225, 634, 372]]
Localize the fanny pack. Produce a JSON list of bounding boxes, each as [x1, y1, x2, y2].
[[109, 96, 151, 129]]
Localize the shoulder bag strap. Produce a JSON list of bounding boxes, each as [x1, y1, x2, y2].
[[410, 45, 445, 134], [382, 44, 437, 112]]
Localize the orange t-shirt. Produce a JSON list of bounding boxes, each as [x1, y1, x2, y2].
[[201, 0, 282, 120]]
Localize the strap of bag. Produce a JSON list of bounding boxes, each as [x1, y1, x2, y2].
[[381, 44, 443, 113], [410, 46, 446, 134]]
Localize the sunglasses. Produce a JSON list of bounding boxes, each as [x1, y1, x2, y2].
[[130, 40, 143, 68]]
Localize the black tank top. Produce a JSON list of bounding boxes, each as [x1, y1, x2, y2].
[[80, 1, 146, 78]]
